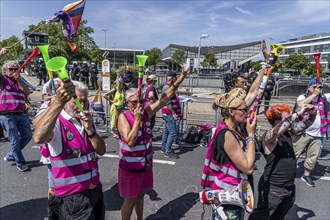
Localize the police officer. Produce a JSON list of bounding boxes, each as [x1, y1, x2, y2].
[[89, 62, 99, 90], [38, 58, 48, 86], [80, 61, 89, 87], [71, 61, 80, 81]]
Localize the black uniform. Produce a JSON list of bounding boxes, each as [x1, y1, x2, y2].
[[80, 64, 89, 87], [90, 66, 99, 90], [38, 62, 48, 86], [71, 65, 80, 81], [120, 70, 135, 91], [263, 76, 275, 112], [248, 132, 296, 220]]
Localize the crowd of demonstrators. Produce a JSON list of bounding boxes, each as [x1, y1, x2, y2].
[[202, 88, 257, 219], [160, 71, 182, 159], [248, 104, 316, 220], [293, 79, 330, 186], [116, 67, 188, 220], [103, 77, 125, 139], [0, 60, 32, 172], [33, 80, 106, 219]]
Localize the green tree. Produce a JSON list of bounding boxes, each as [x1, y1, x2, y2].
[[0, 36, 24, 67], [171, 49, 187, 71], [27, 20, 102, 63], [201, 53, 218, 73], [144, 48, 161, 70], [284, 53, 310, 75], [274, 60, 286, 73], [249, 61, 262, 71]]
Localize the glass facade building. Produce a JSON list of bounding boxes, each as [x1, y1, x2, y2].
[[100, 48, 144, 68], [161, 41, 261, 72], [279, 33, 330, 71]]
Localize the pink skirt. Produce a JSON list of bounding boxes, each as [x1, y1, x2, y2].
[[118, 167, 153, 199]]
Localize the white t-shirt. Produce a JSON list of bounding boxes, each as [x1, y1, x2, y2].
[[297, 93, 330, 137]]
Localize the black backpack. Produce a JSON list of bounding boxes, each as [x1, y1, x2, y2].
[[182, 126, 201, 144]]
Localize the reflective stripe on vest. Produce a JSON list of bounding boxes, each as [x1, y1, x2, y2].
[[119, 142, 151, 152], [54, 168, 98, 186], [119, 151, 153, 163], [0, 91, 25, 97], [204, 158, 241, 179], [0, 99, 26, 105], [201, 174, 237, 190], [51, 152, 98, 168]]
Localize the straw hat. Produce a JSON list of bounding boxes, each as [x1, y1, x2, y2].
[[214, 88, 246, 109]]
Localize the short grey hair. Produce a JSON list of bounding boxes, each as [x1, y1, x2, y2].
[[72, 80, 89, 95], [125, 88, 138, 101], [2, 60, 19, 72], [48, 78, 62, 92]]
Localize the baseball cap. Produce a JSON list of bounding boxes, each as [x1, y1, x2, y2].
[[166, 71, 177, 77], [308, 79, 318, 86]]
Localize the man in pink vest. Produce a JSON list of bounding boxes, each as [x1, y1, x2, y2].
[[161, 71, 182, 159], [33, 80, 106, 219], [0, 60, 31, 172]]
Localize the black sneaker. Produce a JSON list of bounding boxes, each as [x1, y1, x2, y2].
[[164, 152, 179, 159], [301, 175, 315, 187], [17, 164, 29, 172]]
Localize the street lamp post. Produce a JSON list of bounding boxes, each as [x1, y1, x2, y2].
[[113, 42, 116, 69], [197, 33, 209, 75], [101, 29, 109, 56]]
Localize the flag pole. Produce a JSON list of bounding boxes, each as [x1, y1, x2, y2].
[[10, 23, 46, 48]]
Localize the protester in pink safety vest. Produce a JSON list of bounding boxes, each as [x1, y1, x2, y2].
[[33, 80, 106, 220], [201, 88, 257, 220], [0, 60, 31, 172], [117, 67, 189, 220]]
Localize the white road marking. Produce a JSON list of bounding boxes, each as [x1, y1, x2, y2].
[[31, 145, 39, 149], [320, 176, 330, 181], [101, 153, 176, 165]]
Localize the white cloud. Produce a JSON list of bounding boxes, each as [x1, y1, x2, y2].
[[236, 7, 253, 16]]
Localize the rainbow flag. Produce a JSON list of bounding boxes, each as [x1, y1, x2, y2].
[[47, 0, 87, 51]]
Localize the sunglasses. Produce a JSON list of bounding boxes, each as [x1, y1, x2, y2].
[[235, 107, 249, 112], [8, 68, 18, 71], [128, 99, 145, 105]]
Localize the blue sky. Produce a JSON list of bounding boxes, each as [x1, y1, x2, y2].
[[0, 0, 329, 51]]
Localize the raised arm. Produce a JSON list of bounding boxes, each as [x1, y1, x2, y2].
[[33, 82, 76, 144], [245, 65, 266, 108], [117, 103, 143, 147], [263, 104, 316, 154], [145, 67, 189, 118]]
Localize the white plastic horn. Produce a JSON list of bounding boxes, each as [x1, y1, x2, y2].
[[199, 180, 254, 213]]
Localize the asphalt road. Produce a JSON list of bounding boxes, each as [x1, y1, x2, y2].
[[0, 127, 329, 220]]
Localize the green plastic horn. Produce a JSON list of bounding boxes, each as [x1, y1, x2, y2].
[[46, 56, 84, 112], [136, 55, 148, 100]]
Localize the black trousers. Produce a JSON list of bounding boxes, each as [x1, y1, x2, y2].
[[248, 178, 295, 220], [57, 184, 105, 220], [90, 76, 98, 89]]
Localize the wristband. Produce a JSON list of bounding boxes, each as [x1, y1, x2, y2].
[[88, 130, 97, 138], [246, 136, 255, 143]]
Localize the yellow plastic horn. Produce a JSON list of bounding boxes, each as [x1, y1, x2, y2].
[[38, 44, 56, 94], [46, 56, 84, 112]]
